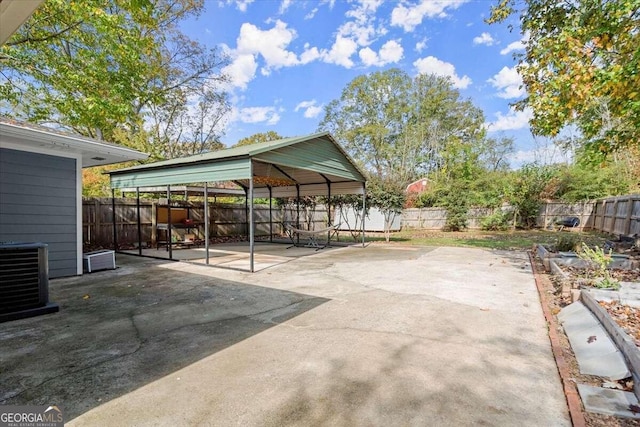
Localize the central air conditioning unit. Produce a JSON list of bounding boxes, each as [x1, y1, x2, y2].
[[0, 242, 59, 323]]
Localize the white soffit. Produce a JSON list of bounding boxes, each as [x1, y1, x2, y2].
[[0, 0, 43, 45], [0, 121, 148, 167]]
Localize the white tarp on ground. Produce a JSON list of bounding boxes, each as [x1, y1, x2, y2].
[[335, 207, 402, 232]]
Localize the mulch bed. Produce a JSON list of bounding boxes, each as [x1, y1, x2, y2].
[[599, 301, 640, 347]]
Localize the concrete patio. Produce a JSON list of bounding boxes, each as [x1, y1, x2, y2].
[[0, 244, 570, 426], [120, 241, 347, 272]]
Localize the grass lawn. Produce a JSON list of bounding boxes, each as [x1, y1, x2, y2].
[[339, 229, 611, 251]]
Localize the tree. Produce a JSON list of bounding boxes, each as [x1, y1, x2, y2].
[[406, 74, 486, 181], [367, 180, 406, 242], [488, 0, 640, 158], [507, 163, 558, 228], [0, 0, 228, 143], [319, 69, 486, 187], [479, 136, 514, 171], [233, 131, 284, 147], [319, 68, 410, 183], [148, 85, 229, 158]]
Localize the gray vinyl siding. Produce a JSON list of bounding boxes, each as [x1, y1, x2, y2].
[[0, 148, 77, 278]]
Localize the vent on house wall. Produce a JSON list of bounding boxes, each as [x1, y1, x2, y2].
[[0, 242, 59, 323]]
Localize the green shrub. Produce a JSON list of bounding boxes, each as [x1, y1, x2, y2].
[[442, 190, 468, 231], [554, 234, 581, 252], [480, 210, 511, 231]]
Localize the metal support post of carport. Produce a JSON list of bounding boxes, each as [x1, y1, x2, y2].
[[167, 185, 172, 260], [136, 187, 142, 256], [111, 188, 118, 251], [362, 182, 366, 247], [249, 163, 255, 272], [204, 182, 210, 265]]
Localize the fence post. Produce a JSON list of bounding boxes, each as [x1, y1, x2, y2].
[[612, 198, 620, 234], [93, 198, 101, 247], [623, 195, 633, 236]]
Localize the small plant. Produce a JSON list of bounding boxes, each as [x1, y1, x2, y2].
[[577, 243, 620, 290], [554, 234, 581, 252]]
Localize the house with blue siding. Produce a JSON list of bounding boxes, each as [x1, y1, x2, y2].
[[0, 118, 147, 277]]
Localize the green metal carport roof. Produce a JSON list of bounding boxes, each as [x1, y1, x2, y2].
[[107, 132, 367, 272], [108, 132, 366, 196]]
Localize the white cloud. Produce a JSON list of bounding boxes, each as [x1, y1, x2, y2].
[[305, 8, 318, 20], [508, 145, 572, 167], [473, 32, 495, 46], [487, 107, 532, 131], [300, 44, 321, 64], [500, 33, 529, 55], [237, 20, 299, 72], [319, 0, 388, 68], [237, 106, 281, 125], [488, 66, 525, 99], [391, 0, 468, 32], [295, 100, 323, 118], [304, 0, 334, 19], [222, 53, 257, 90], [415, 38, 427, 53], [279, 0, 292, 14], [359, 39, 404, 67], [500, 40, 525, 55], [413, 56, 471, 89], [338, 21, 377, 47], [322, 36, 358, 68], [358, 48, 378, 67], [347, 0, 383, 18], [224, 0, 254, 12], [224, 20, 323, 88], [379, 40, 404, 63]]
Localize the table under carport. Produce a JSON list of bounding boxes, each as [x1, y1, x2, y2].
[[107, 132, 367, 272]]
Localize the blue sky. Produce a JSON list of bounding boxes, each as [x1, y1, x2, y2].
[[179, 0, 570, 166]]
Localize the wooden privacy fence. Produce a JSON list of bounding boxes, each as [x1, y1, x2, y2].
[[83, 198, 328, 248], [402, 207, 495, 230], [536, 201, 595, 231], [589, 195, 640, 236], [402, 195, 639, 235], [85, 195, 639, 245]]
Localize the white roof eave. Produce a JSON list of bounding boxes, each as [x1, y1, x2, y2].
[[0, 122, 149, 167]]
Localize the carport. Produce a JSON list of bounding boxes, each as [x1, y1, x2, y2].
[[108, 132, 367, 272]]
